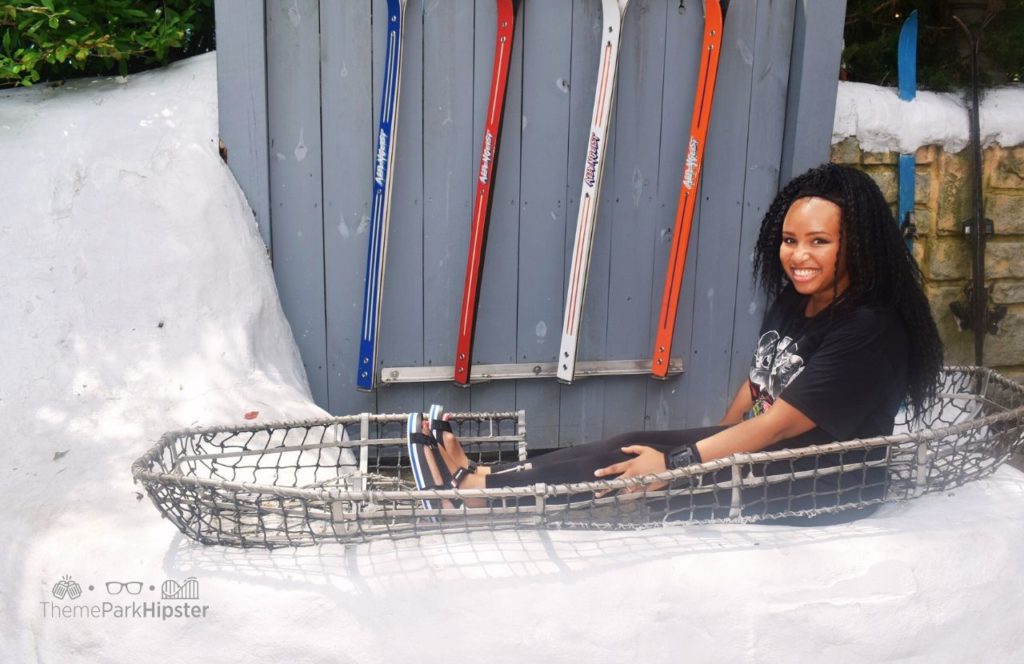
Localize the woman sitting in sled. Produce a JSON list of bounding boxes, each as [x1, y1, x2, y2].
[[409, 163, 944, 522]]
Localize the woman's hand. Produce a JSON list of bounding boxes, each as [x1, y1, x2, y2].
[[594, 445, 669, 493]]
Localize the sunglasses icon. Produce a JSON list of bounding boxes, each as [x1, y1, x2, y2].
[[105, 581, 143, 595]]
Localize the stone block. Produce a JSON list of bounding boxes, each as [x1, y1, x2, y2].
[[992, 281, 1024, 305], [928, 238, 971, 280], [987, 147, 1024, 189], [863, 150, 898, 165], [999, 368, 1024, 385], [865, 166, 898, 204], [911, 237, 928, 266], [914, 208, 934, 237], [831, 138, 861, 165], [914, 168, 931, 206], [982, 306, 1024, 368], [915, 145, 939, 165], [936, 151, 970, 234], [931, 242, 1024, 282], [925, 283, 975, 366], [987, 242, 1024, 279], [984, 192, 1024, 235]]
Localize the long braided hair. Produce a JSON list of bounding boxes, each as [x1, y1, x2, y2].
[[752, 163, 944, 415]]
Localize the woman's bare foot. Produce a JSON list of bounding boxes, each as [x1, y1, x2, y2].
[[420, 419, 487, 495], [443, 426, 491, 477], [423, 418, 490, 475]]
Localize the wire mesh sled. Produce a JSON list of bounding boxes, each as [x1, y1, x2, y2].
[[133, 367, 1024, 547]]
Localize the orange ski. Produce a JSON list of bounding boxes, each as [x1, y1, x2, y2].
[[651, 0, 723, 378]]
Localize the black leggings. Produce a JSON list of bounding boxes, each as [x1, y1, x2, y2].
[[484, 427, 883, 525], [484, 427, 725, 488]]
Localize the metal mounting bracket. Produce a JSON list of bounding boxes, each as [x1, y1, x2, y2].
[[379, 358, 685, 385]]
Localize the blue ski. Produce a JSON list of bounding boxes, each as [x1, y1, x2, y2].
[[358, 0, 408, 391], [897, 10, 918, 251]]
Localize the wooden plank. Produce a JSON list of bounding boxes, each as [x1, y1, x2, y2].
[[569, 0, 614, 379], [265, 0, 327, 406], [558, 0, 607, 447], [514, 0, 573, 448], [678, 0, 757, 428], [374, 0, 425, 419], [421, 0, 476, 413], [213, 0, 836, 441], [321, 1, 375, 415], [214, 0, 270, 254], [728, 0, 798, 398], [600, 0, 669, 438], [780, 0, 848, 182], [469, 0, 524, 419], [643, 0, 706, 432], [574, 0, 627, 439]]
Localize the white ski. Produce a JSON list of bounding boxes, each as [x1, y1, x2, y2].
[[557, 0, 630, 384]]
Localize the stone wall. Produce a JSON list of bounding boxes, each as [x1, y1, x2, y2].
[[832, 140, 1024, 381]]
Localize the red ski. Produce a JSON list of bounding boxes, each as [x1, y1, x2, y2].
[[651, 0, 723, 378], [453, 0, 519, 385]]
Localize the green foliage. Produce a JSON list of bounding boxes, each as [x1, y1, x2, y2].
[[0, 0, 214, 87], [843, 0, 1024, 90]]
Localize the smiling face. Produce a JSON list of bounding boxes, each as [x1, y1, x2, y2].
[[779, 196, 849, 316]]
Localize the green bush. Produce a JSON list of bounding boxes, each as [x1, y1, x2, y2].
[[0, 0, 214, 87], [843, 0, 1024, 90]]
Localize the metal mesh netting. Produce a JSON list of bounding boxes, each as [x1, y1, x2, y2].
[[132, 367, 1024, 548]]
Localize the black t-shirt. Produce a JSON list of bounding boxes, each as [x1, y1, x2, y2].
[[748, 286, 909, 452]]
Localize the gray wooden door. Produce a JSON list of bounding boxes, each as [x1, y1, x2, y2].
[[214, 0, 845, 447]]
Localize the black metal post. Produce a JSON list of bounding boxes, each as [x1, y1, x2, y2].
[[953, 14, 994, 366]]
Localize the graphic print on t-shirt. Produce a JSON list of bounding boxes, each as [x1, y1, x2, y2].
[[749, 330, 806, 416]]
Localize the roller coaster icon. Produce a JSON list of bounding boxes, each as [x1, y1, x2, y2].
[[161, 577, 199, 600]]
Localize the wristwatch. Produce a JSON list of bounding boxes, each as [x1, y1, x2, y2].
[[664, 442, 702, 470]]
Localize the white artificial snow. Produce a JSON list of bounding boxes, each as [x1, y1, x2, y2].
[[833, 80, 1024, 152], [1, 54, 1023, 662]]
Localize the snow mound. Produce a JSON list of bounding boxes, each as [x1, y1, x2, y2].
[[0, 53, 329, 660], [1, 54, 1023, 662], [833, 81, 1024, 152]]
